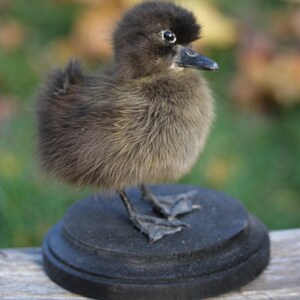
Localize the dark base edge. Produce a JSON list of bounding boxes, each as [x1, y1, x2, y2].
[[42, 234, 270, 300]]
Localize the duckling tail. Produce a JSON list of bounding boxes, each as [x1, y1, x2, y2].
[[42, 59, 84, 100]]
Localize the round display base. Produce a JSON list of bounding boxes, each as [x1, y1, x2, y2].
[[42, 185, 270, 300]]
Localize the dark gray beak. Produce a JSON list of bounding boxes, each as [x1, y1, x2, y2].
[[176, 47, 219, 71]]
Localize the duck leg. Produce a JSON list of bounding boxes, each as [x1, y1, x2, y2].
[[118, 190, 186, 242], [141, 185, 200, 219]]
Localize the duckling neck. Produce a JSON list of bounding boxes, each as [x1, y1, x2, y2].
[[134, 69, 206, 105]]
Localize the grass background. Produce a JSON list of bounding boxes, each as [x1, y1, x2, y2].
[[0, 0, 299, 247]]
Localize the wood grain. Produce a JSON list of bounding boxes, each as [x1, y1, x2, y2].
[[0, 229, 299, 300]]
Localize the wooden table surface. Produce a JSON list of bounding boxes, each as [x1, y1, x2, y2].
[[0, 229, 299, 300]]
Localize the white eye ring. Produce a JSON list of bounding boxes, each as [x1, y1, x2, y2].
[[160, 30, 177, 44]]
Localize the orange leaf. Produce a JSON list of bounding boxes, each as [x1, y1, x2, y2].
[[0, 21, 26, 52]]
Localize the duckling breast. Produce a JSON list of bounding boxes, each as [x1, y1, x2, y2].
[[109, 70, 215, 187]]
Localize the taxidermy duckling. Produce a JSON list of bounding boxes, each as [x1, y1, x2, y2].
[[37, 1, 218, 242]]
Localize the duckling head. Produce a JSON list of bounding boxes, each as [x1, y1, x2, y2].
[[113, 1, 219, 80]]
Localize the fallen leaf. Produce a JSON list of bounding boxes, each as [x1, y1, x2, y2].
[[70, 1, 136, 60], [186, 0, 238, 49], [0, 95, 15, 122], [231, 26, 300, 112], [268, 53, 300, 104], [0, 20, 26, 52], [44, 38, 78, 65], [205, 156, 239, 187]]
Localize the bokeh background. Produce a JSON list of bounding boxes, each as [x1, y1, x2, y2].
[[0, 0, 299, 247]]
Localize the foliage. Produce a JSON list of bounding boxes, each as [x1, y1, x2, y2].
[[0, 0, 299, 247]]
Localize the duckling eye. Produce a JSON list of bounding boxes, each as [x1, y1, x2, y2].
[[161, 30, 177, 44]]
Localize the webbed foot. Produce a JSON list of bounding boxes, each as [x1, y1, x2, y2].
[[141, 185, 200, 218], [118, 190, 187, 242], [130, 213, 186, 242]]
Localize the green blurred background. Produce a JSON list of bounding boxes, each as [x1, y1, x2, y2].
[[0, 0, 299, 248]]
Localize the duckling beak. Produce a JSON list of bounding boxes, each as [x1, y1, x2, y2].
[[176, 46, 219, 71]]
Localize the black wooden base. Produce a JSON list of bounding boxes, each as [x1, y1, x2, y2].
[[42, 185, 270, 300]]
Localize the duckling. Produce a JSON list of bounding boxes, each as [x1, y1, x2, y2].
[[36, 1, 218, 242]]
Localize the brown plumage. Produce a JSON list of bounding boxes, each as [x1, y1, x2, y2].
[[36, 1, 218, 241]]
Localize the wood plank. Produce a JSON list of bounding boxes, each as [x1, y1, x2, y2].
[[0, 229, 299, 299]]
